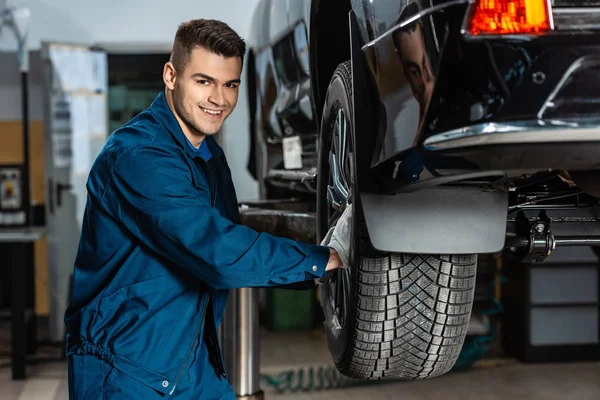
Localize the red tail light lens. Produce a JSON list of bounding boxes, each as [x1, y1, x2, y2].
[[467, 0, 552, 35]]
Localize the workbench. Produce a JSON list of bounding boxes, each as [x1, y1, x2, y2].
[[0, 227, 46, 380]]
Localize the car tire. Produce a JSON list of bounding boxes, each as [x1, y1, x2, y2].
[[316, 61, 478, 380]]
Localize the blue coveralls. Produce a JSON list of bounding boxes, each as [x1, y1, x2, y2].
[[65, 92, 330, 399]]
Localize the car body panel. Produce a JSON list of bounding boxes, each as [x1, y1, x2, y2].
[[247, 0, 290, 51], [247, 0, 319, 199], [249, 0, 600, 188], [287, 0, 311, 37], [349, 0, 600, 186], [354, 0, 450, 166]]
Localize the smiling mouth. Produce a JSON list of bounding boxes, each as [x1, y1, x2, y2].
[[200, 107, 223, 117]]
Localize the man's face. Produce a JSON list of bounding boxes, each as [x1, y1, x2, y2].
[[164, 47, 242, 140], [395, 24, 434, 108]]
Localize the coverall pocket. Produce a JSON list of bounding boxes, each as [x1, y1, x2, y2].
[[101, 363, 165, 399], [99, 273, 182, 309], [69, 355, 165, 400]]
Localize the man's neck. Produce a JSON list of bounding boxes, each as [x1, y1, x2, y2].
[[184, 131, 205, 149]]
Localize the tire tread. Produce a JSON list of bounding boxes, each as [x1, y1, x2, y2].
[[342, 251, 477, 380]]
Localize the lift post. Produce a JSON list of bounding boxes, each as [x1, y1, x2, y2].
[[221, 200, 318, 399], [221, 287, 262, 399]]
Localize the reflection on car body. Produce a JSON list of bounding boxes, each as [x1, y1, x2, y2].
[[393, 2, 435, 142]]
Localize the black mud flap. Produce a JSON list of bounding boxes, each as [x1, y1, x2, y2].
[[360, 186, 508, 254]]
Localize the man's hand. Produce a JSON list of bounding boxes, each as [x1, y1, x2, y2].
[[324, 203, 352, 267], [326, 247, 343, 271], [318, 204, 353, 283]]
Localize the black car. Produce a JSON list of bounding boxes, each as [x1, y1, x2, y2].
[[246, 0, 600, 380]]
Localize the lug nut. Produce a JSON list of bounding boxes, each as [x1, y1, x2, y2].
[[532, 71, 546, 84]]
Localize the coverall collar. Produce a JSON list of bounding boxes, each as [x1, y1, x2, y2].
[[149, 91, 224, 159]]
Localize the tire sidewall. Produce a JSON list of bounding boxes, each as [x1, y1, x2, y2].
[[317, 63, 359, 366]]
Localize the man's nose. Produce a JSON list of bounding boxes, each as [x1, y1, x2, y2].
[[208, 87, 226, 107]]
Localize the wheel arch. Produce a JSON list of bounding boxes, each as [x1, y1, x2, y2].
[[309, 0, 352, 128]]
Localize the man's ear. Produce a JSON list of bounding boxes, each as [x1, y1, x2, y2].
[[163, 62, 177, 90]]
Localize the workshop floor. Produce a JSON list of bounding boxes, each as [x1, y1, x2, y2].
[[1, 328, 600, 399]]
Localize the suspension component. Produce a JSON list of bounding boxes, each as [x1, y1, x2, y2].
[[522, 212, 555, 263], [506, 209, 600, 262]]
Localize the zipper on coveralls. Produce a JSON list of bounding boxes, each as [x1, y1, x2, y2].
[[201, 156, 228, 378], [198, 157, 217, 207], [169, 157, 218, 395], [205, 295, 228, 379], [169, 293, 210, 395], [202, 158, 226, 377]]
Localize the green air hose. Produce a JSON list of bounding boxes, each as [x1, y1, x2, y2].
[[261, 258, 508, 393], [259, 333, 493, 394], [260, 364, 381, 393]]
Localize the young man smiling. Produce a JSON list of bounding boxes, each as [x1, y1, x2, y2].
[[65, 19, 345, 399]]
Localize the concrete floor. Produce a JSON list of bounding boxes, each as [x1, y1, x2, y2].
[[1, 329, 600, 399]]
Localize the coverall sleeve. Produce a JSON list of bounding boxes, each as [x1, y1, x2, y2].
[[108, 145, 330, 290]]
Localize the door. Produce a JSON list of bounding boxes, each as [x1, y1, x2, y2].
[[40, 42, 108, 341]]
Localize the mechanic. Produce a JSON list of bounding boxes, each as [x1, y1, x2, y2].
[[64, 19, 351, 399]]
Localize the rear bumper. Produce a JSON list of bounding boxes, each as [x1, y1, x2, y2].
[[422, 118, 600, 172], [424, 118, 600, 150], [552, 7, 600, 31]]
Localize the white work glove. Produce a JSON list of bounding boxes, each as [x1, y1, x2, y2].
[[320, 203, 353, 268]]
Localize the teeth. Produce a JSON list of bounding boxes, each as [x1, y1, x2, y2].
[[202, 108, 221, 115]]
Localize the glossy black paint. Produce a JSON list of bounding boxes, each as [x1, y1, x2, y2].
[[309, 0, 352, 125], [350, 0, 600, 188], [247, 21, 320, 198], [248, 0, 600, 197]]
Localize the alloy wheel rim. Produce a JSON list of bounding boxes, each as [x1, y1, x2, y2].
[[325, 107, 353, 332]]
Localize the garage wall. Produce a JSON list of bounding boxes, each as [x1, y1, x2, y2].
[[0, 0, 260, 201]]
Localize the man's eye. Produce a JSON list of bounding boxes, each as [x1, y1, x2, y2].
[[226, 83, 238, 89], [197, 80, 209, 85]]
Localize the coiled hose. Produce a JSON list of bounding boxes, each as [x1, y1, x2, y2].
[[261, 257, 508, 393], [261, 364, 381, 393], [260, 330, 496, 394]]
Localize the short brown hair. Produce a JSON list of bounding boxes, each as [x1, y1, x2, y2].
[[170, 19, 246, 72]]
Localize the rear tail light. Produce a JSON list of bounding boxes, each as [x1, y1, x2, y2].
[[466, 0, 553, 35]]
